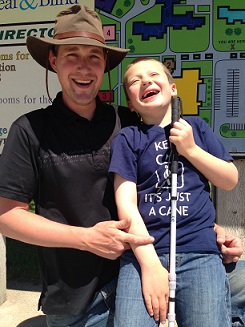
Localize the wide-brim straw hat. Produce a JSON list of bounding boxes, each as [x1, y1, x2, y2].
[[26, 4, 128, 73]]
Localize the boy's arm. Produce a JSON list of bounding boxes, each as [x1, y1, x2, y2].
[[170, 118, 238, 190], [114, 173, 169, 324]]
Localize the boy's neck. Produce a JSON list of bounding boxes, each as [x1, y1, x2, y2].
[[141, 108, 172, 127]]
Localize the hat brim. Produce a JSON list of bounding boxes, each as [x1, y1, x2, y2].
[[26, 36, 129, 73]]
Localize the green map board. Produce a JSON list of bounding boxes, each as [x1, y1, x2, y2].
[[0, 0, 244, 155], [96, 0, 245, 155]]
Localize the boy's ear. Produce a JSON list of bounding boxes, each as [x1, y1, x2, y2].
[[171, 83, 178, 96], [127, 100, 135, 112]]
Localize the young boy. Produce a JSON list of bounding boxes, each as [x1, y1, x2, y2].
[[109, 58, 238, 327]]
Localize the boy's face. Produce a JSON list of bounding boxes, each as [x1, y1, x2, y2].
[[124, 60, 177, 116]]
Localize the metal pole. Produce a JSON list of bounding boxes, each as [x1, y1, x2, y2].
[[168, 97, 180, 327]]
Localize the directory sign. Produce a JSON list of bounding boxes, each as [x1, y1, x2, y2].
[[1, 0, 245, 155]]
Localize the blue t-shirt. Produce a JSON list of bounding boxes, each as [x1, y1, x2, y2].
[[109, 116, 233, 254]]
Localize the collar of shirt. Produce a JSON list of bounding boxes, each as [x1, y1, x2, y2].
[[51, 92, 115, 126]]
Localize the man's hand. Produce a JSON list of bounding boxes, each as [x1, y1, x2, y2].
[[83, 218, 154, 260], [214, 224, 243, 264]]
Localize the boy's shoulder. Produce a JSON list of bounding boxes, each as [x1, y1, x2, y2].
[[185, 115, 205, 124], [117, 105, 140, 127], [185, 115, 210, 131]]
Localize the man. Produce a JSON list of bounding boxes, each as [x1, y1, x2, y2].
[[216, 227, 245, 326], [0, 5, 153, 327], [0, 5, 243, 327]]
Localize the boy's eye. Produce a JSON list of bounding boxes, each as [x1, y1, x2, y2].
[[130, 79, 139, 85]]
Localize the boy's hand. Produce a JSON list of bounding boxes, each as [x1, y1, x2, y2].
[[169, 118, 196, 157], [141, 263, 169, 324]]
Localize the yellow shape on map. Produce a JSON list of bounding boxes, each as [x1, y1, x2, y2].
[[175, 69, 202, 116]]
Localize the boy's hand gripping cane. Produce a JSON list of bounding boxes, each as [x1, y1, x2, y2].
[[168, 97, 180, 327]]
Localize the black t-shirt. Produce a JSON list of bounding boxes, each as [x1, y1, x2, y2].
[[0, 92, 139, 314]]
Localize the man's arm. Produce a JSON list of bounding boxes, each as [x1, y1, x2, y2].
[[214, 224, 243, 264], [0, 197, 153, 260]]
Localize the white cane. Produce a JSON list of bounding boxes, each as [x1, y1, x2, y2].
[[168, 97, 180, 327]]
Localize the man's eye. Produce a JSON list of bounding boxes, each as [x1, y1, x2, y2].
[[67, 53, 77, 58], [90, 54, 103, 60]]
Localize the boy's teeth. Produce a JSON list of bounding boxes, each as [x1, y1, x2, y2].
[[143, 90, 158, 99]]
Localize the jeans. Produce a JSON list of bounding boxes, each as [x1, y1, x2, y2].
[[226, 260, 245, 326], [114, 252, 231, 327], [45, 259, 245, 327], [46, 277, 117, 327]]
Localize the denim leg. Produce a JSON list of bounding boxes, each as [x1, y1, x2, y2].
[[114, 251, 159, 327], [174, 253, 231, 327], [114, 252, 232, 327], [46, 277, 117, 327], [226, 260, 245, 326]]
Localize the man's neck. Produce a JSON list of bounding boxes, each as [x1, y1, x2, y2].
[[62, 96, 97, 121]]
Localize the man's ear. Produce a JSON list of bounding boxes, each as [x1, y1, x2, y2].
[[104, 51, 108, 72], [127, 100, 135, 112], [48, 50, 57, 72]]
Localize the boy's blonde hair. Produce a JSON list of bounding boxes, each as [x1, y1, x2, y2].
[[123, 57, 174, 100]]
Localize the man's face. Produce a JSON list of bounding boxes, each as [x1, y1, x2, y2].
[[49, 44, 106, 113]]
